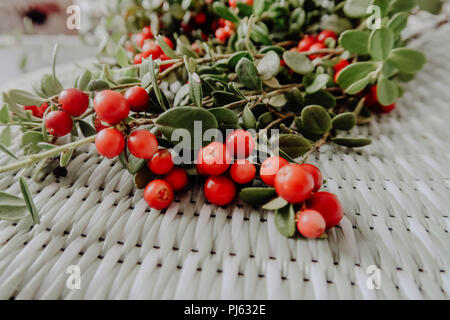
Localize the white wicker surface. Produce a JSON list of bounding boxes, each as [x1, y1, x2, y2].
[[0, 13, 449, 300]]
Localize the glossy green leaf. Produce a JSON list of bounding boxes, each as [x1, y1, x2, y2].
[[274, 204, 296, 237], [228, 51, 254, 68], [274, 134, 312, 158], [156, 35, 179, 58], [19, 176, 40, 224], [305, 90, 336, 109], [88, 79, 110, 91], [239, 187, 277, 205], [301, 105, 332, 135], [212, 2, 240, 24], [387, 12, 409, 34], [282, 51, 314, 75], [337, 62, 377, 94], [0, 192, 28, 221], [369, 28, 394, 61], [332, 113, 356, 131], [189, 72, 203, 108], [344, 0, 373, 18], [208, 107, 239, 130], [387, 48, 426, 74], [257, 51, 280, 81], [7, 89, 46, 106], [332, 137, 372, 148], [236, 58, 262, 90], [242, 104, 257, 129], [377, 75, 399, 106], [339, 30, 369, 55], [263, 197, 288, 211]]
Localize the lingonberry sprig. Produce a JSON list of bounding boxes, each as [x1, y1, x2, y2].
[[0, 0, 443, 238]]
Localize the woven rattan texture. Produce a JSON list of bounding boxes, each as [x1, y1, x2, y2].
[[0, 14, 449, 300]]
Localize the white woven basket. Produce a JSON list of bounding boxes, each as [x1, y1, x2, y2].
[[0, 9, 449, 300]]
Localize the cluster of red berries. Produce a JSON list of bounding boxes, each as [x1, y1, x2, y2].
[[24, 102, 49, 118], [213, 18, 236, 43], [128, 26, 174, 71], [293, 30, 337, 60], [43, 88, 89, 137], [364, 85, 396, 113], [265, 160, 343, 239]]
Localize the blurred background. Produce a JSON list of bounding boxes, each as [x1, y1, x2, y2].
[[0, 0, 106, 84]]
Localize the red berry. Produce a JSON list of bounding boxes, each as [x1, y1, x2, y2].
[[38, 102, 50, 117], [95, 127, 125, 158], [197, 142, 231, 176], [204, 175, 236, 206], [244, 0, 254, 4], [306, 191, 343, 229], [226, 129, 255, 159], [159, 54, 174, 72], [260, 156, 289, 186], [298, 35, 315, 52], [24, 105, 40, 118], [141, 26, 153, 39], [215, 28, 228, 43], [274, 164, 314, 203], [133, 52, 149, 64], [94, 117, 109, 132], [309, 42, 327, 60], [334, 59, 350, 73], [142, 40, 163, 59], [194, 12, 207, 25], [94, 90, 130, 125], [299, 164, 322, 192], [229, 0, 238, 8], [381, 103, 395, 113], [136, 33, 146, 48], [164, 168, 188, 191], [162, 36, 174, 49], [230, 160, 256, 184], [44, 111, 73, 137], [148, 149, 174, 175], [317, 30, 337, 43], [144, 180, 174, 210], [58, 88, 89, 116], [127, 130, 158, 159], [296, 209, 326, 239], [124, 86, 149, 112]]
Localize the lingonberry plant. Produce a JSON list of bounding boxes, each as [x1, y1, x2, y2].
[[0, 0, 444, 238]]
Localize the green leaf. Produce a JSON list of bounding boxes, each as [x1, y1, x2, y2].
[[387, 48, 426, 74], [377, 75, 399, 106], [263, 197, 288, 211], [156, 35, 179, 58], [332, 137, 372, 148], [236, 58, 262, 90], [77, 70, 92, 91], [332, 113, 356, 131], [21, 131, 44, 154], [156, 107, 218, 148], [60, 149, 73, 167], [417, 0, 443, 14], [208, 108, 239, 130], [87, 79, 110, 91], [305, 90, 336, 109], [78, 120, 97, 137], [189, 73, 203, 108], [0, 127, 11, 147], [239, 187, 277, 205], [148, 57, 169, 110], [391, 0, 418, 14], [0, 104, 10, 124], [242, 104, 257, 129], [369, 28, 394, 61], [339, 30, 369, 55], [115, 46, 129, 67], [119, 150, 146, 174], [274, 204, 296, 237], [344, 0, 373, 18], [274, 134, 312, 158], [301, 105, 332, 135], [387, 12, 409, 34], [282, 51, 314, 75], [7, 89, 46, 106], [228, 51, 254, 68], [0, 192, 28, 221], [250, 24, 271, 45], [19, 176, 40, 224], [304, 74, 330, 94], [337, 62, 377, 94], [134, 165, 155, 189], [257, 51, 280, 81], [213, 2, 241, 24], [212, 91, 243, 107]]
